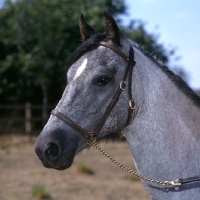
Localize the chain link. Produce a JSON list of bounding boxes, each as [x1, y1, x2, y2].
[[88, 140, 177, 187]]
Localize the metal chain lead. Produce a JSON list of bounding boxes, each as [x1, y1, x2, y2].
[[89, 140, 180, 187]]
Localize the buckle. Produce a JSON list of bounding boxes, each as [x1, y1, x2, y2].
[[169, 179, 182, 186], [129, 99, 136, 110], [120, 81, 126, 91]]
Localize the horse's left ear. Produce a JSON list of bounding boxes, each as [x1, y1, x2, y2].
[[79, 14, 97, 42], [104, 11, 122, 47]]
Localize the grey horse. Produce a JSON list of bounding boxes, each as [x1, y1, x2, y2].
[[35, 11, 200, 199]]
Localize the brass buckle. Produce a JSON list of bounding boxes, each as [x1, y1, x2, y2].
[[129, 99, 136, 110], [120, 81, 126, 91], [169, 179, 182, 186]]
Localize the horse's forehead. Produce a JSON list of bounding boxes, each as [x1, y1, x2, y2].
[[73, 58, 88, 80], [68, 46, 117, 80]]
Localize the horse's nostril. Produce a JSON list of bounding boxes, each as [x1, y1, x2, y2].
[[45, 143, 60, 161], [49, 143, 59, 156]]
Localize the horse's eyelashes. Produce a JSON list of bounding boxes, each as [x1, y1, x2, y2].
[[93, 75, 111, 86]]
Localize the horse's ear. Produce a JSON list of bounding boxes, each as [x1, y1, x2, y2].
[[79, 14, 97, 42], [103, 11, 121, 47]]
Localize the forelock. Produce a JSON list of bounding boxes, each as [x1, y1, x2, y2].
[[71, 32, 107, 64]]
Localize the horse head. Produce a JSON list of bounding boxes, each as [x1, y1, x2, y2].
[[35, 11, 135, 170]]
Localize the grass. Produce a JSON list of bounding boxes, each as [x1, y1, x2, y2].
[[125, 175, 140, 182], [75, 163, 95, 175], [32, 184, 51, 199]]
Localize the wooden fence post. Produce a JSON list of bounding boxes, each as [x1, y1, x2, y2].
[[42, 104, 47, 126], [25, 102, 32, 135]]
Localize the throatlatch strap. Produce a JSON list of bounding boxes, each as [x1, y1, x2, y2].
[[125, 44, 136, 126]]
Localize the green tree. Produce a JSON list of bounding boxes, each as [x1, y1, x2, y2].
[[0, 0, 187, 105], [0, 0, 126, 105]]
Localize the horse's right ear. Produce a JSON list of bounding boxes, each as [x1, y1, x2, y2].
[[79, 14, 97, 42], [103, 11, 121, 47]]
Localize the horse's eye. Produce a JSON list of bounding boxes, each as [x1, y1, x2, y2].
[[94, 75, 111, 86]]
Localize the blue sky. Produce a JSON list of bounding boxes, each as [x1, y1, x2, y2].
[[121, 0, 200, 90]]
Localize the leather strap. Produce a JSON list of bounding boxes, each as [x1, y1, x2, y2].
[[92, 47, 135, 134], [125, 44, 136, 126], [99, 41, 130, 63], [51, 109, 93, 139], [178, 176, 200, 185], [51, 41, 136, 140], [99, 41, 136, 127]]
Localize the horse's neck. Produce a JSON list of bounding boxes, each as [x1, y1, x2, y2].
[[124, 50, 200, 198]]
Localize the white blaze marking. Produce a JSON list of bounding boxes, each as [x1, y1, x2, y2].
[[74, 58, 88, 79]]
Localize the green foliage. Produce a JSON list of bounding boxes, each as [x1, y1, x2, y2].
[[76, 162, 95, 175], [0, 0, 126, 104], [32, 184, 51, 199], [0, 0, 187, 105], [125, 174, 140, 182]]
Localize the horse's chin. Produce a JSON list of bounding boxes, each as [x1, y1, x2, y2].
[[55, 150, 77, 170], [55, 159, 74, 170]]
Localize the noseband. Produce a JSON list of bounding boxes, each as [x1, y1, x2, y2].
[[51, 40, 136, 140]]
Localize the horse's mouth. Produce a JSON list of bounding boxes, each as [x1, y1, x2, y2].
[[53, 143, 87, 170], [55, 159, 73, 170], [54, 151, 76, 170], [40, 156, 74, 171], [53, 142, 88, 170]]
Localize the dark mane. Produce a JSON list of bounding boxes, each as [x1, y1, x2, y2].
[[132, 43, 200, 107], [71, 32, 106, 64], [161, 66, 200, 107]]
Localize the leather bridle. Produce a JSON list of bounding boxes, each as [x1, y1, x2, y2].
[[50, 40, 200, 187], [51, 40, 136, 140]]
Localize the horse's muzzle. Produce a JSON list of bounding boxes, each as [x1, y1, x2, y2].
[[34, 128, 79, 170]]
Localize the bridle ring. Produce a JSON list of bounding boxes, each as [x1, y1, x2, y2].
[[120, 81, 126, 91]]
